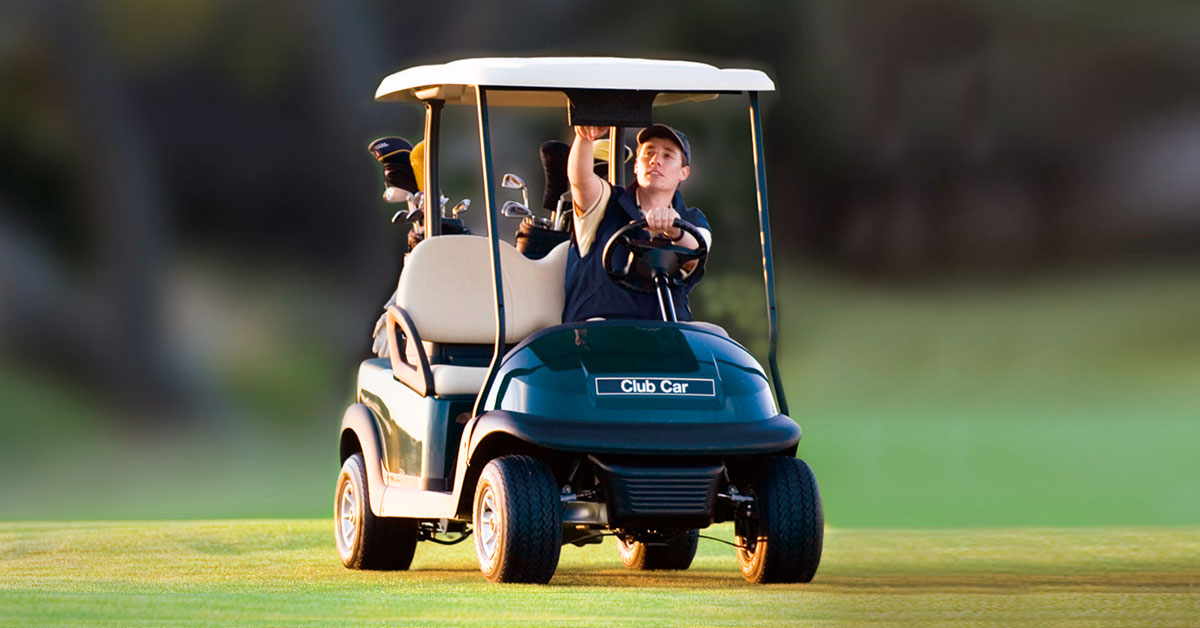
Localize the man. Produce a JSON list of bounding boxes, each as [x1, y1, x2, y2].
[[563, 124, 711, 322]]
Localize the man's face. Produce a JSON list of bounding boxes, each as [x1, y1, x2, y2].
[[634, 137, 690, 192]]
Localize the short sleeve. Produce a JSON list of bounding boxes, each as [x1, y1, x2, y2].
[[573, 183, 612, 257]]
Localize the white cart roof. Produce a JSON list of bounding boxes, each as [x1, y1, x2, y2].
[[375, 57, 775, 107]]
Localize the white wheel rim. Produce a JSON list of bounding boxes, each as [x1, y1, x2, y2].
[[478, 485, 500, 564], [338, 482, 357, 551]]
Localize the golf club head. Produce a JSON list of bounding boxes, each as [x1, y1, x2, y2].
[[501, 200, 533, 219], [391, 207, 423, 224], [501, 173, 526, 190], [501, 173, 529, 209]]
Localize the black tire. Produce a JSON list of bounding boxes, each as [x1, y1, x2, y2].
[[736, 457, 823, 584], [472, 455, 563, 583], [617, 529, 699, 570], [334, 453, 419, 570]]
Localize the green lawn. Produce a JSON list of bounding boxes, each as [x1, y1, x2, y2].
[[2, 521, 1197, 627], [770, 267, 1200, 527]]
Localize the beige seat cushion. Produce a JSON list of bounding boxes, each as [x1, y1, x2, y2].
[[430, 364, 490, 396], [397, 235, 568, 345]]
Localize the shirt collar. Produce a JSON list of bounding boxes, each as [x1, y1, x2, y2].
[[620, 183, 686, 221]]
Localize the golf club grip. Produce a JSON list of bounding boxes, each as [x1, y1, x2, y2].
[[540, 140, 570, 211]]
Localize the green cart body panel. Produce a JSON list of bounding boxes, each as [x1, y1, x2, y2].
[[472, 320, 800, 456]]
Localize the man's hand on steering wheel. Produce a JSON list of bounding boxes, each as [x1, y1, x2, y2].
[[644, 206, 703, 266], [601, 218, 709, 293], [643, 206, 682, 240]]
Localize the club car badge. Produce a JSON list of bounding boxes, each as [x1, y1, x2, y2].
[[594, 377, 717, 397]]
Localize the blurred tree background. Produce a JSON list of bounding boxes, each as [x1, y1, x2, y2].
[[1, 0, 1197, 525]]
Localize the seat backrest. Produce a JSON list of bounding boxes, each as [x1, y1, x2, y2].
[[396, 235, 568, 344]]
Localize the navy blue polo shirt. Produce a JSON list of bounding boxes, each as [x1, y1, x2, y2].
[[563, 183, 710, 323]]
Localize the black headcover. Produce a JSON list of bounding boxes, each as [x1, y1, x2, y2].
[[368, 136, 419, 194], [540, 140, 570, 212]]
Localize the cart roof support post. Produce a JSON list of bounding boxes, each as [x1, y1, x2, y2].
[[749, 91, 788, 417], [609, 126, 625, 187], [473, 87, 506, 418], [423, 100, 444, 237]]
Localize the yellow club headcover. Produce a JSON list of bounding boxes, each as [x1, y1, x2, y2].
[[593, 138, 632, 164], [410, 141, 426, 192]]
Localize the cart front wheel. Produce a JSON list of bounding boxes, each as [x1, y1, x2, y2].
[[472, 455, 562, 583], [736, 456, 823, 583]]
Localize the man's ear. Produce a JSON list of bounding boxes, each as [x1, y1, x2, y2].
[[679, 165, 690, 182]]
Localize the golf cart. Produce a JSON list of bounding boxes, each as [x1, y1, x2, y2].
[[335, 57, 823, 584]]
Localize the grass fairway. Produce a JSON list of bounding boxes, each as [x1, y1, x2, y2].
[[2, 521, 1197, 627]]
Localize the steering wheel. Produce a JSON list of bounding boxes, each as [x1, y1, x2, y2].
[[601, 218, 709, 293]]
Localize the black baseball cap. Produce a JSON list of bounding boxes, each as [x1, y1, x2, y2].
[[636, 124, 690, 165]]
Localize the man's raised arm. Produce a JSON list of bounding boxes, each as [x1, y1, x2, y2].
[[568, 126, 607, 216]]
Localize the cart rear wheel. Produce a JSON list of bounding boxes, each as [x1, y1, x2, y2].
[[472, 455, 562, 583], [736, 457, 823, 583], [334, 453, 419, 570], [617, 529, 699, 570]]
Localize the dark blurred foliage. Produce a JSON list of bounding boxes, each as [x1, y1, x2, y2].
[[1, 0, 1198, 422]]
